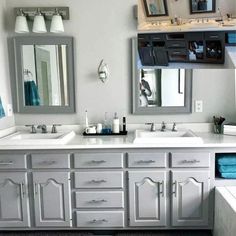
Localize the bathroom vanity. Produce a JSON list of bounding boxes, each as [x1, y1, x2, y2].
[[0, 131, 236, 231]]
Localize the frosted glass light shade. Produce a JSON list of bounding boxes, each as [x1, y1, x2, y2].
[[50, 15, 64, 33], [15, 15, 29, 33], [33, 15, 47, 33]]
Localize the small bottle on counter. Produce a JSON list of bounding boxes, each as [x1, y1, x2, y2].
[[112, 112, 120, 134]]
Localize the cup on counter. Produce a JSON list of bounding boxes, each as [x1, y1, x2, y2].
[[85, 126, 96, 134], [96, 123, 102, 134]]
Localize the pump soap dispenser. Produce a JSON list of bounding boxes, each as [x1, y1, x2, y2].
[[112, 112, 120, 134]]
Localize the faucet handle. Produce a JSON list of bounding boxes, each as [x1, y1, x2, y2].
[[145, 123, 156, 132], [172, 122, 177, 132], [25, 125, 37, 134], [51, 124, 62, 133]]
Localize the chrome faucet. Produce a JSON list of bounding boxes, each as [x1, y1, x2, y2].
[[25, 125, 37, 134], [161, 122, 166, 132], [172, 122, 177, 132], [145, 123, 156, 132], [51, 124, 62, 134], [37, 124, 47, 133]]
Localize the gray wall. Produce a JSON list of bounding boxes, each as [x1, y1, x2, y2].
[[3, 0, 236, 127], [0, 0, 15, 130]]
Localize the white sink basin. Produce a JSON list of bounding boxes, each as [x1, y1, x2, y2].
[[0, 131, 76, 145], [188, 22, 219, 29], [133, 129, 203, 144]]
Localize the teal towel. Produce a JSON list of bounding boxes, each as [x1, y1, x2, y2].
[[220, 172, 236, 179], [0, 97, 5, 119], [217, 156, 236, 165], [218, 164, 236, 173], [24, 81, 40, 106]]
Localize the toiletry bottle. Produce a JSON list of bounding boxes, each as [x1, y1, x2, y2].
[[112, 112, 120, 134], [122, 117, 126, 133]]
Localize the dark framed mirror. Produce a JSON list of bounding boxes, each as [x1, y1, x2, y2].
[[189, 0, 216, 14], [143, 0, 168, 17], [8, 36, 75, 114], [132, 38, 192, 115]]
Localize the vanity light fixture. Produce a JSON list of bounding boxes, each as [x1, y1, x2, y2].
[[98, 60, 109, 83], [32, 8, 47, 33], [14, 7, 69, 34], [15, 9, 29, 33]]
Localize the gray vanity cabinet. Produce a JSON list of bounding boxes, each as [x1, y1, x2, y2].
[[33, 172, 72, 227], [128, 171, 167, 227], [171, 170, 210, 226], [0, 172, 30, 227]]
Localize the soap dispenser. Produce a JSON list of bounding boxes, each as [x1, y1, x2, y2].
[[112, 112, 120, 134]]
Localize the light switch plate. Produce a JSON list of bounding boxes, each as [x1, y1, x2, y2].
[[195, 100, 203, 113], [7, 104, 13, 117]]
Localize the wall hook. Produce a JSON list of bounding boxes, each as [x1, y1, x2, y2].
[[98, 59, 109, 83]]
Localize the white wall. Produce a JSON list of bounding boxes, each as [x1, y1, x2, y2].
[[0, 0, 15, 130], [3, 0, 236, 127]]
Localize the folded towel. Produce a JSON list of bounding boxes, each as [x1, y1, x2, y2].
[[218, 164, 236, 173], [24, 81, 40, 106], [217, 156, 236, 165], [220, 172, 236, 179], [0, 97, 5, 119]]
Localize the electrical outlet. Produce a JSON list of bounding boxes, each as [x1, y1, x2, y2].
[[7, 104, 13, 117], [195, 100, 203, 113]]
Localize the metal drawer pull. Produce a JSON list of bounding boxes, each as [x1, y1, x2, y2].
[[182, 159, 200, 164], [90, 160, 106, 164], [137, 160, 156, 164], [34, 183, 38, 195], [40, 160, 56, 165], [209, 35, 219, 39], [90, 219, 108, 223], [172, 44, 181, 47], [159, 181, 164, 197], [0, 161, 13, 165], [172, 51, 182, 55], [89, 199, 107, 204], [20, 183, 24, 199], [90, 179, 107, 184], [172, 181, 177, 197]]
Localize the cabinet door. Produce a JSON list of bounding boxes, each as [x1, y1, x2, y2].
[[0, 172, 30, 227], [33, 172, 71, 227], [128, 171, 167, 226], [171, 170, 210, 227]]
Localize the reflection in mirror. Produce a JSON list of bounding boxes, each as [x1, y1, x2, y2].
[[190, 0, 216, 14], [22, 45, 68, 107], [143, 0, 168, 17], [139, 69, 185, 107]]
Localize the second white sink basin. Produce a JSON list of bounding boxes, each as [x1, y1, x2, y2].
[[0, 131, 76, 145], [133, 130, 203, 144]]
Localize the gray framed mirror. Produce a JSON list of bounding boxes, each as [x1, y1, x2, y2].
[[190, 0, 216, 14], [143, 0, 168, 17], [132, 38, 192, 115], [9, 36, 75, 114]]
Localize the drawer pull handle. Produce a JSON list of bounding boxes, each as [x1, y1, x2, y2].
[[172, 181, 177, 197], [20, 183, 24, 199], [209, 35, 219, 39], [172, 44, 181, 47], [172, 51, 182, 55], [90, 160, 106, 164], [182, 159, 200, 164], [0, 161, 13, 165], [137, 160, 156, 164], [90, 219, 108, 223], [90, 179, 107, 184], [34, 183, 38, 195], [40, 161, 56, 165], [159, 181, 164, 197], [89, 199, 107, 204]]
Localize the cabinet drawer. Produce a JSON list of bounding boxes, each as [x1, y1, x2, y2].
[[166, 41, 186, 48], [128, 153, 167, 168], [76, 211, 124, 228], [75, 191, 124, 209], [171, 153, 210, 168], [0, 154, 27, 169], [74, 171, 123, 189], [74, 153, 123, 168], [31, 154, 70, 169], [205, 32, 224, 40]]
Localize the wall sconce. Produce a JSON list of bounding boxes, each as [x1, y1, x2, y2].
[[14, 7, 69, 34], [98, 60, 109, 83]]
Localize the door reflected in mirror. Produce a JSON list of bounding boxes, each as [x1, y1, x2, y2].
[[139, 69, 185, 108], [143, 0, 168, 17], [190, 0, 216, 14], [22, 45, 68, 107]]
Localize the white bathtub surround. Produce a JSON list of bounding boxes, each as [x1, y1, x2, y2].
[[214, 187, 236, 236]]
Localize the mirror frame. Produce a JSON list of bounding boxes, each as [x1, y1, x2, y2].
[[189, 0, 216, 14], [132, 38, 192, 115], [143, 0, 169, 17], [9, 36, 75, 114]]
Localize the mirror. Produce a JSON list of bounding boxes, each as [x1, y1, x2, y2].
[[9, 36, 75, 114], [132, 38, 192, 115], [143, 0, 168, 17], [190, 0, 216, 14]]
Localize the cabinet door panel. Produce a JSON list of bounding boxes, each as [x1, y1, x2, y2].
[[33, 172, 71, 227], [129, 171, 166, 227], [171, 170, 210, 227], [0, 172, 30, 227]]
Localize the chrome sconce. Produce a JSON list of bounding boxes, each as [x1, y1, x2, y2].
[[98, 60, 109, 83], [14, 7, 69, 34]]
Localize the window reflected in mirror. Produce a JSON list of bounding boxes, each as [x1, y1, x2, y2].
[[190, 0, 216, 14], [139, 69, 185, 108], [22, 45, 69, 107]]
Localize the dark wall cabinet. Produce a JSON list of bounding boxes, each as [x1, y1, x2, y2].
[[138, 30, 236, 66]]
